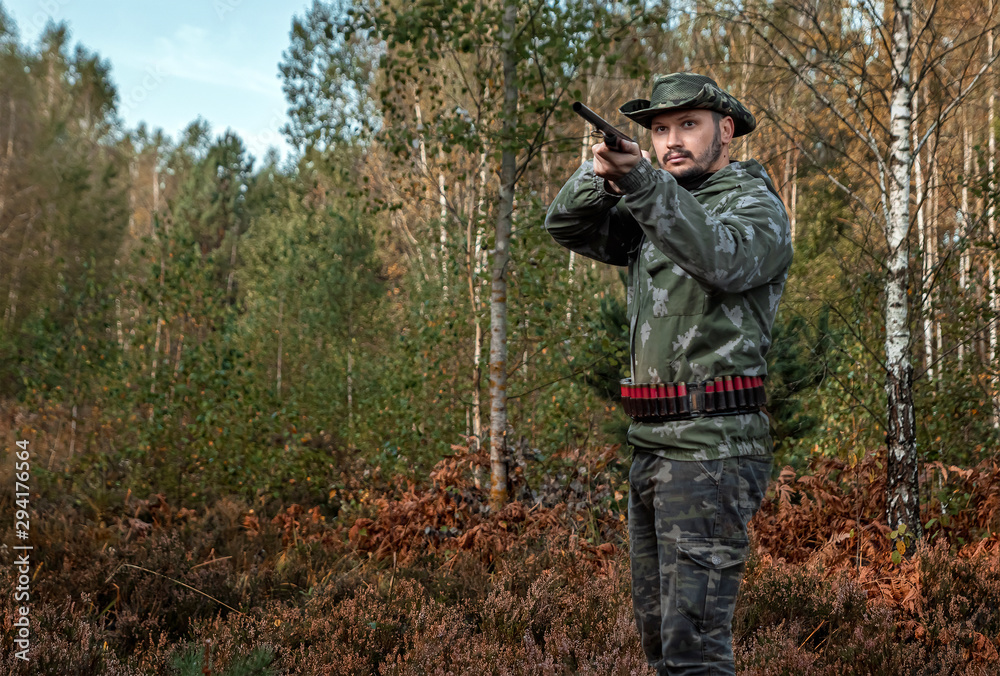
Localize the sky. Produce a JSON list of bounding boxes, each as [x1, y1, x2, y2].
[[3, 0, 312, 162]]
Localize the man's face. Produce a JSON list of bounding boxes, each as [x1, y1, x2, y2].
[[649, 109, 734, 181]]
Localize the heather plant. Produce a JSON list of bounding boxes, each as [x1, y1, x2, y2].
[[4, 444, 1000, 675]]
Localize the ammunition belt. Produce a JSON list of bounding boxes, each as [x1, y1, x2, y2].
[[619, 375, 765, 422]]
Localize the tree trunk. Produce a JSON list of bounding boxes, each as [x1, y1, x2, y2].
[[913, 87, 933, 381], [437, 148, 450, 300], [116, 297, 125, 352], [474, 152, 488, 454], [782, 142, 798, 244], [885, 0, 920, 538], [790, 150, 797, 243], [150, 318, 163, 396], [150, 201, 167, 403], [227, 229, 239, 298], [959, 117, 971, 367], [347, 341, 355, 449], [128, 158, 137, 237], [68, 404, 77, 465], [414, 96, 450, 295], [0, 99, 13, 226], [467, 168, 485, 452], [152, 150, 160, 226], [989, 3, 999, 425], [173, 329, 184, 378], [739, 37, 755, 161], [489, 0, 518, 511], [4, 216, 33, 329], [930, 141, 943, 369], [567, 86, 594, 325], [276, 294, 284, 396]]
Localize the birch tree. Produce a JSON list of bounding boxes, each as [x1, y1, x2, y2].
[[884, 0, 918, 535], [736, 0, 1000, 536], [351, 0, 651, 509]]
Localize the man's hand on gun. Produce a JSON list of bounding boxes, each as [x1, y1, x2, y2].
[[593, 139, 651, 193], [572, 101, 651, 194]]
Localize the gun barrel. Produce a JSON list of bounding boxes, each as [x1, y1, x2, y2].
[[572, 102, 634, 151]]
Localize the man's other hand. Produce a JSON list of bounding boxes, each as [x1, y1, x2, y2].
[[593, 140, 651, 193]]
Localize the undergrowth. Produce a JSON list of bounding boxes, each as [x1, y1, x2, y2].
[[1, 441, 999, 674]]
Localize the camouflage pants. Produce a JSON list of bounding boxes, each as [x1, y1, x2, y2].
[[628, 452, 771, 676]]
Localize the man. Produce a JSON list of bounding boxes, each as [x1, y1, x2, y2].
[[545, 73, 793, 675]]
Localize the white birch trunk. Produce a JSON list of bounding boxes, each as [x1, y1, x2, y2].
[[885, 0, 920, 538], [390, 210, 427, 287], [973, 145, 987, 361], [959, 120, 971, 367], [414, 99, 429, 178], [790, 151, 797, 242], [913, 88, 934, 381], [783, 144, 793, 240], [566, 99, 593, 325], [413, 98, 438, 272], [489, 0, 517, 511], [437, 148, 449, 299], [472, 319, 483, 447], [473, 150, 489, 451], [116, 297, 125, 352], [150, 318, 163, 397], [467, 155, 487, 453], [925, 148, 944, 370]]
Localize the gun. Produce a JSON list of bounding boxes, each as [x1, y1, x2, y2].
[[572, 102, 635, 152]]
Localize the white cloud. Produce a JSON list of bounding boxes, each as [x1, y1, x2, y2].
[[149, 23, 283, 101]]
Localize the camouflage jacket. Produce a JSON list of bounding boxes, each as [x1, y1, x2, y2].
[[545, 158, 793, 459]]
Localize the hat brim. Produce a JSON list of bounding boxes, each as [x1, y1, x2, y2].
[[619, 98, 755, 137]]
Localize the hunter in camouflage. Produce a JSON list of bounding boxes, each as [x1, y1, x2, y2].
[[546, 73, 793, 675]]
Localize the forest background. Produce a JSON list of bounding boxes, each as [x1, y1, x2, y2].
[[2, 0, 1000, 674]]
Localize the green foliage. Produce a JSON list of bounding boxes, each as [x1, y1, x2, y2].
[[766, 308, 835, 467], [237, 168, 388, 453], [578, 271, 631, 445], [280, 0, 381, 156], [7, 0, 1000, 525], [171, 131, 253, 290], [171, 644, 276, 676], [0, 22, 128, 398], [350, 0, 653, 163]]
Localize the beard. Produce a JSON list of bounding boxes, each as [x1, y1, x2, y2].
[[661, 122, 723, 183]]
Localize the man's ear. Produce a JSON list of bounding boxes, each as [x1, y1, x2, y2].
[[720, 115, 735, 144]]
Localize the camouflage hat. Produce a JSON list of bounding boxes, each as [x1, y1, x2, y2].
[[619, 72, 756, 137]]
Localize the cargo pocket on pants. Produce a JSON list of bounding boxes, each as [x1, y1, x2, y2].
[[675, 538, 748, 631]]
